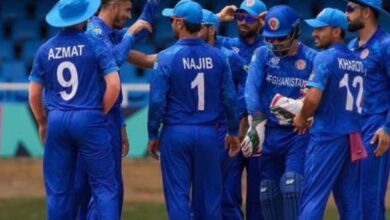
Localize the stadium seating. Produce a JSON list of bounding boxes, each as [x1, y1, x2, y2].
[[0, 0, 390, 105], [11, 20, 41, 42], [0, 40, 15, 61]]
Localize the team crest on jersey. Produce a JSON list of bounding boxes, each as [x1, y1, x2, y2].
[[268, 18, 280, 31], [246, 0, 255, 7], [295, 59, 307, 70], [360, 49, 369, 59]]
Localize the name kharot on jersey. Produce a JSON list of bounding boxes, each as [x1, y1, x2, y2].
[[337, 58, 365, 73], [48, 45, 85, 60]]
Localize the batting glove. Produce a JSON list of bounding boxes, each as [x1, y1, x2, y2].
[[270, 93, 303, 125], [241, 114, 267, 157]]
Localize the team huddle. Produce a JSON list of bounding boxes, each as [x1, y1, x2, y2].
[[28, 0, 390, 219]]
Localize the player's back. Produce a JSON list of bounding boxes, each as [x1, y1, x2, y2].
[[32, 30, 114, 111], [158, 39, 230, 126], [310, 44, 364, 140]]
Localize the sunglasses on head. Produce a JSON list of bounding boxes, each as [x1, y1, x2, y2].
[[234, 13, 257, 24], [345, 4, 366, 13]]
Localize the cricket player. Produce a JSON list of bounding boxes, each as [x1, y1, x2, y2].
[[345, 1, 390, 219], [243, 5, 317, 220], [294, 8, 365, 219], [28, 0, 121, 219], [73, 0, 154, 218], [200, 9, 248, 220], [147, 1, 241, 219], [215, 1, 268, 218]]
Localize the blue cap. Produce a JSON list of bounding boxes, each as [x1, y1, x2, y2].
[[202, 9, 220, 27], [46, 0, 100, 27], [162, 0, 203, 24], [305, 8, 348, 30], [237, 0, 267, 17], [348, 0, 390, 17], [263, 5, 300, 38]]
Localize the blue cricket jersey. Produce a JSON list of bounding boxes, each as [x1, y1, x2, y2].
[[348, 28, 390, 133], [245, 43, 317, 127], [217, 35, 265, 63], [218, 45, 248, 118], [308, 43, 364, 140], [29, 29, 118, 111], [148, 38, 239, 140], [86, 1, 157, 110]]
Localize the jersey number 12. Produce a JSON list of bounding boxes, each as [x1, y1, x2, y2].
[[339, 73, 363, 113]]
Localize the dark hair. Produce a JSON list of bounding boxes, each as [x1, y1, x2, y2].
[[184, 21, 202, 33], [101, 0, 132, 8]]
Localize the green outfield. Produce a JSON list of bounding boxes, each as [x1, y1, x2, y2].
[[2, 198, 388, 220]]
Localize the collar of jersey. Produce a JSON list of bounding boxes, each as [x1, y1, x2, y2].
[[176, 38, 205, 45], [329, 42, 348, 51], [352, 27, 382, 49], [58, 29, 84, 36], [90, 16, 115, 35]]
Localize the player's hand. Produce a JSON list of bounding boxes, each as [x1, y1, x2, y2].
[[240, 115, 267, 157], [38, 123, 47, 144], [293, 114, 309, 135], [148, 140, 160, 160], [270, 93, 303, 125], [225, 135, 241, 157], [371, 128, 390, 157], [128, 20, 153, 35], [217, 5, 237, 22], [238, 116, 249, 141], [121, 127, 130, 157]]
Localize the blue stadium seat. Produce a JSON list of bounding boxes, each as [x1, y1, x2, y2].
[[0, 40, 15, 61], [0, 21, 4, 39], [0, 60, 28, 82], [35, 0, 55, 19], [0, 60, 28, 101], [21, 40, 42, 63], [1, 1, 28, 20], [11, 20, 41, 41], [120, 63, 138, 83]]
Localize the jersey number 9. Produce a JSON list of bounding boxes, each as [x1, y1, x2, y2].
[[57, 61, 79, 101]]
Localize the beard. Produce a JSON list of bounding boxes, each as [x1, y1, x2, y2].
[[238, 24, 259, 39], [347, 19, 364, 32]]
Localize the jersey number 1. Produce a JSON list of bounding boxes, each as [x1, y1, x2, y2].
[[57, 61, 79, 101], [191, 73, 205, 111], [339, 73, 363, 114]]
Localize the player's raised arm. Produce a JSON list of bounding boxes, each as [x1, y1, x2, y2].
[[128, 50, 157, 69]]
